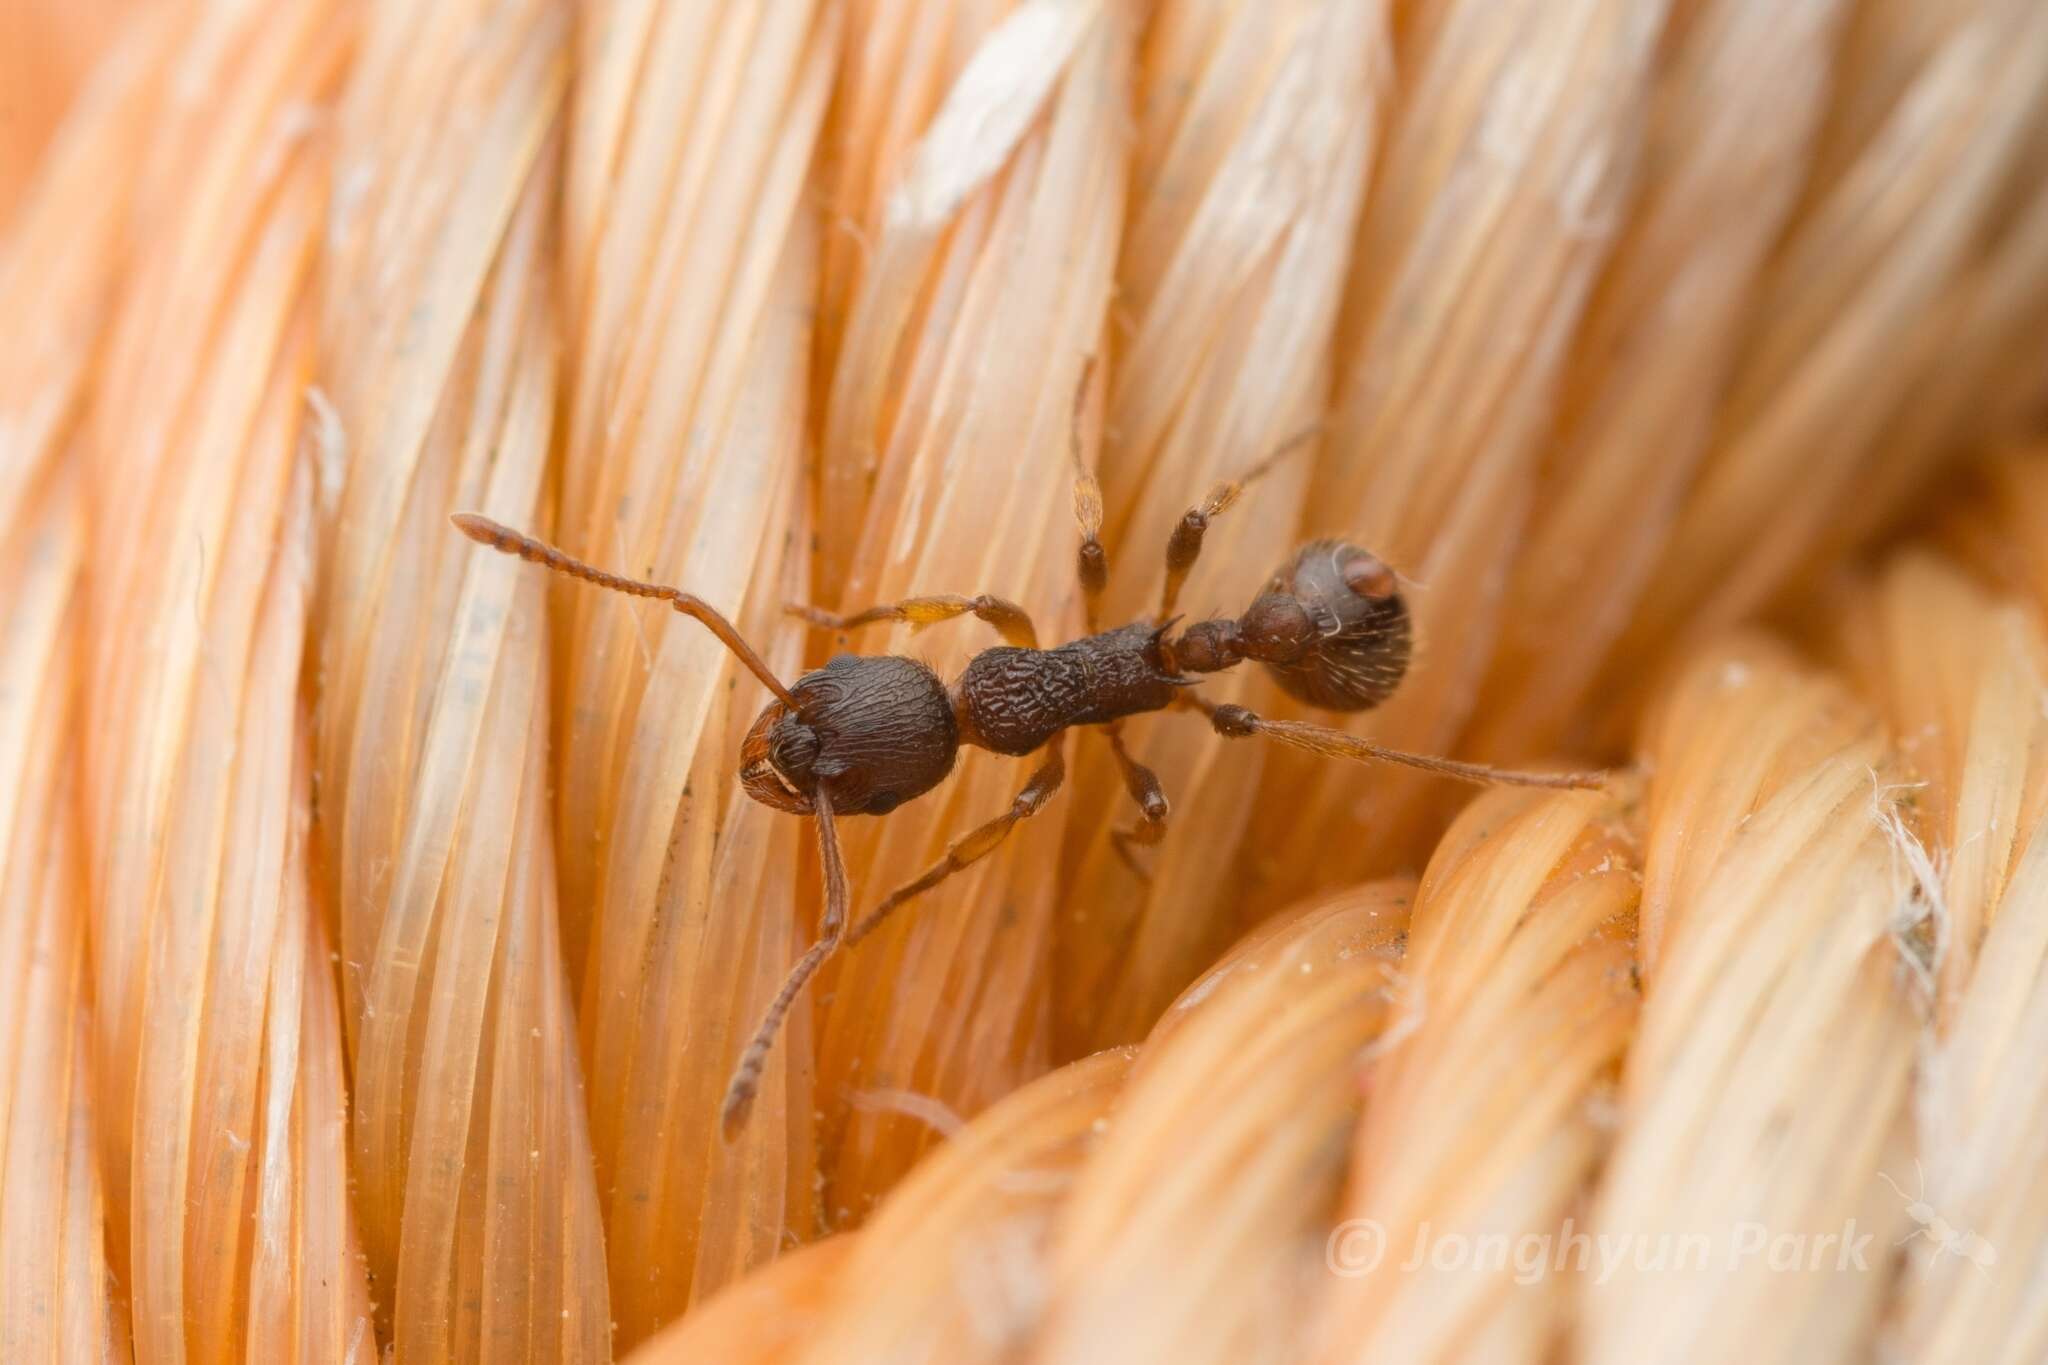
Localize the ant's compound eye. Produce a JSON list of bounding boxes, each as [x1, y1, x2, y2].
[[1256, 540, 1412, 712], [739, 703, 816, 814], [769, 721, 821, 780]]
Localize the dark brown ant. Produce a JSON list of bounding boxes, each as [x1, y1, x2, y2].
[[453, 370, 1605, 1139]]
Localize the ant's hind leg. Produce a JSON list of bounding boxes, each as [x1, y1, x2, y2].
[[1069, 356, 1109, 632], [845, 736, 1068, 947], [790, 594, 1038, 649], [1156, 425, 1323, 621], [1190, 696, 1609, 791], [1158, 485, 1233, 623], [1102, 721, 1170, 882]]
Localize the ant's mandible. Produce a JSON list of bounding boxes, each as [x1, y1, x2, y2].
[[454, 363, 1606, 1139]]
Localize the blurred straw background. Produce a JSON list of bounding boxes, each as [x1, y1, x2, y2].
[[1, 0, 2045, 1361]]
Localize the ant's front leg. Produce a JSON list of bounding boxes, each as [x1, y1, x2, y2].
[[845, 734, 1068, 947], [1101, 720, 1170, 882], [790, 594, 1038, 649]]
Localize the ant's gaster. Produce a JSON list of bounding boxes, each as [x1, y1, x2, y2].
[[454, 363, 1606, 1139]]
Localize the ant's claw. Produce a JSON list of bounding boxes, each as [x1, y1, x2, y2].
[[720, 1088, 754, 1143]]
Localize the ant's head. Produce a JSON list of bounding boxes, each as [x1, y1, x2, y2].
[[1247, 540, 1411, 711], [739, 654, 960, 817]]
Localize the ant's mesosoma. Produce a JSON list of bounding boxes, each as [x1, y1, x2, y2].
[[454, 370, 1606, 1138]]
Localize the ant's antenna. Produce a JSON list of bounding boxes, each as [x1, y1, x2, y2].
[[452, 513, 799, 708], [721, 788, 849, 1138]]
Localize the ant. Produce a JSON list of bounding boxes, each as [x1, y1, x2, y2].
[[1878, 1163, 1997, 1271], [454, 368, 1605, 1139]]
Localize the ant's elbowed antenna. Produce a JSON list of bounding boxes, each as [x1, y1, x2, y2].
[[450, 512, 850, 1135], [450, 513, 799, 709], [722, 786, 846, 1131], [454, 361, 1606, 1140]]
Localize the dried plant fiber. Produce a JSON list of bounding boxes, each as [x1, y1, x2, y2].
[[1, 0, 2045, 1360]]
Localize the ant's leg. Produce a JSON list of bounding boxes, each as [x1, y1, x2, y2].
[[845, 735, 1067, 947], [454, 514, 799, 707], [1188, 695, 1608, 790], [1070, 357, 1108, 632], [1156, 425, 1323, 622], [1102, 721, 1170, 881], [1158, 483, 1239, 623], [789, 594, 1037, 649], [721, 789, 848, 1139]]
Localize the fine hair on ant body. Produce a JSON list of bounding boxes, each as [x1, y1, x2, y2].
[[454, 365, 1606, 1139]]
